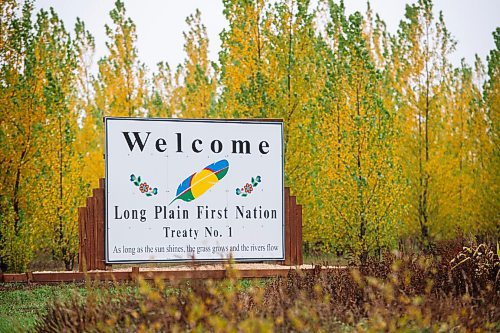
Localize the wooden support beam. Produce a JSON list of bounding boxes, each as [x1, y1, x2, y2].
[[1, 265, 345, 284], [284, 187, 291, 265], [131, 267, 139, 280], [290, 196, 297, 265], [78, 207, 86, 272], [78, 179, 109, 272], [96, 186, 106, 270], [297, 204, 303, 265], [89, 196, 97, 270]]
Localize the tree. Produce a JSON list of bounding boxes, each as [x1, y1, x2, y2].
[[0, 0, 42, 271], [312, 1, 403, 262], [218, 1, 328, 254], [32, 8, 83, 270], [88, 0, 148, 184], [94, 0, 147, 119], [177, 9, 217, 118], [218, 0, 271, 118], [147, 61, 176, 118], [480, 28, 500, 235], [266, 0, 327, 249], [393, 0, 455, 245], [73, 18, 101, 190]]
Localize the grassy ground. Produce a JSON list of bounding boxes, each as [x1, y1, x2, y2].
[[0, 254, 330, 333], [0, 283, 84, 333], [0, 279, 266, 333]]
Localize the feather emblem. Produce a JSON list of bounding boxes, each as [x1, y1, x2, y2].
[[169, 159, 229, 205]]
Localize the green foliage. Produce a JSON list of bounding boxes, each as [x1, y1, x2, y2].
[[310, 2, 404, 262], [482, 28, 500, 235], [0, 0, 498, 271], [0, 284, 84, 332]]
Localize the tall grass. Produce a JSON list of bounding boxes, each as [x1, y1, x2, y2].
[[36, 240, 499, 332], [0, 284, 85, 333]]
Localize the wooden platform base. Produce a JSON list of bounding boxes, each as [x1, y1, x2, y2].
[[1, 264, 340, 284]]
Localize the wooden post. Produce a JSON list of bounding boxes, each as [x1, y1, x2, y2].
[[78, 207, 86, 272], [290, 196, 297, 265], [78, 178, 108, 272], [297, 203, 303, 265], [282, 187, 303, 266], [96, 184, 106, 270], [131, 266, 139, 281], [284, 187, 291, 265]]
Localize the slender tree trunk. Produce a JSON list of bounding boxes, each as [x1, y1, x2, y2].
[[419, 22, 432, 249], [355, 82, 367, 264], [58, 116, 66, 268], [13, 140, 30, 236], [284, 3, 294, 156], [422, 44, 430, 246]]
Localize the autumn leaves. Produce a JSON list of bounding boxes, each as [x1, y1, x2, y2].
[[0, 0, 497, 271]]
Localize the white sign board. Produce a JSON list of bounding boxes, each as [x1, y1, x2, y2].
[[105, 118, 284, 263]]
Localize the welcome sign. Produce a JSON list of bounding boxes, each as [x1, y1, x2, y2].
[[105, 118, 284, 263]]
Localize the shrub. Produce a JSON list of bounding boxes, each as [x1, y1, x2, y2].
[[36, 243, 499, 332]]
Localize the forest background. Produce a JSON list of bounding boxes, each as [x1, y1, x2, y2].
[[0, 0, 498, 272]]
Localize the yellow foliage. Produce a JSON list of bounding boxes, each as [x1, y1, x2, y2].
[[0, 0, 498, 271]]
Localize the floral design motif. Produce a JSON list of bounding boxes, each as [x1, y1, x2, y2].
[[244, 183, 253, 193], [139, 183, 150, 193], [236, 176, 261, 197], [130, 174, 158, 197]]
